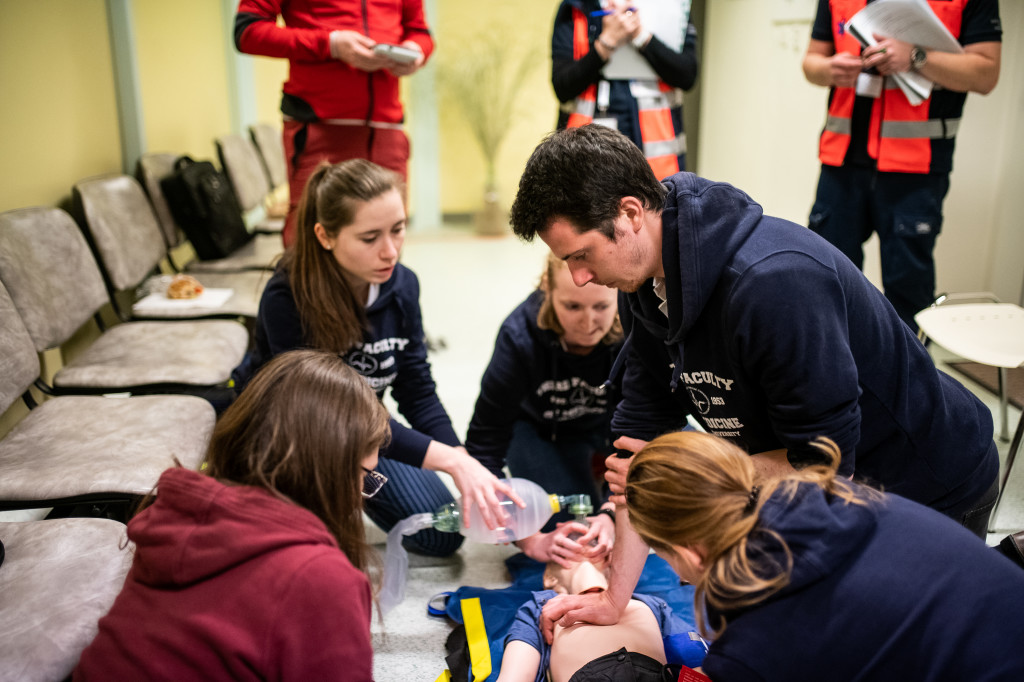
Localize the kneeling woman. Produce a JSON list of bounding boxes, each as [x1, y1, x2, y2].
[[233, 160, 517, 556], [466, 254, 622, 563], [76, 351, 389, 680], [625, 431, 1024, 681]]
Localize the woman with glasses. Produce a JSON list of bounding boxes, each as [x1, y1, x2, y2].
[[616, 431, 1024, 681], [232, 159, 521, 557], [76, 350, 391, 681]]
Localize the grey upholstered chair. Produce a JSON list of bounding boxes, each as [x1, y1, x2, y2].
[[216, 133, 285, 235], [0, 207, 248, 396], [0, 278, 212, 517], [135, 152, 183, 250], [250, 122, 288, 190], [72, 174, 267, 320], [0, 518, 133, 682], [135, 152, 283, 274]]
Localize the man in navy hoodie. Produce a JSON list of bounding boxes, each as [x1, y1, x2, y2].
[[509, 124, 1000, 634]]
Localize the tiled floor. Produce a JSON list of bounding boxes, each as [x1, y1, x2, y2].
[[369, 226, 1024, 680]]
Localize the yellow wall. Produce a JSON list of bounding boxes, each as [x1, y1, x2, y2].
[[432, 0, 559, 214], [0, 1, 121, 212], [252, 54, 291, 127], [133, 1, 234, 159]]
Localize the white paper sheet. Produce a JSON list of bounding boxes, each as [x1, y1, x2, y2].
[[132, 288, 234, 314], [848, 0, 963, 53], [846, 0, 964, 106], [602, 0, 690, 81]]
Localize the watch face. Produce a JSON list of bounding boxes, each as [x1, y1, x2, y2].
[[912, 47, 927, 69]]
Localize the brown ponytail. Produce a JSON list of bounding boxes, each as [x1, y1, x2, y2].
[[281, 159, 403, 353], [625, 432, 875, 637]]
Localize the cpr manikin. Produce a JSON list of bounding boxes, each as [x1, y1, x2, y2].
[[498, 555, 675, 682]]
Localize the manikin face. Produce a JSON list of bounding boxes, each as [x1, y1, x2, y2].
[[316, 188, 406, 290], [544, 556, 611, 596], [550, 263, 618, 352], [540, 212, 653, 293]]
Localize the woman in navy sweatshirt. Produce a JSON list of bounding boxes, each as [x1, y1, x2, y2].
[[232, 160, 520, 556], [625, 431, 1024, 681], [466, 254, 622, 565]]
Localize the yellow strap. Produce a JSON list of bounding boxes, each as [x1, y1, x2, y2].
[[461, 597, 492, 681], [433, 671, 452, 682]]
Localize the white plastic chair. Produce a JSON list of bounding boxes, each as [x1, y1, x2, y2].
[[915, 294, 1024, 532]]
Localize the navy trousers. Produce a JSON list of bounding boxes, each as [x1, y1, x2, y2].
[[808, 164, 950, 332], [364, 456, 464, 557]]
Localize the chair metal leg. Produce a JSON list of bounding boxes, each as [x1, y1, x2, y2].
[[989, 408, 1024, 533], [999, 367, 1010, 442]]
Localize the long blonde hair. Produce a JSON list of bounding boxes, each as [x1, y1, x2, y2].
[[625, 431, 875, 636], [282, 159, 404, 353], [536, 252, 623, 344]]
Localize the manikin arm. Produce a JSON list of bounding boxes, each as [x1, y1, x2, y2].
[[540, 507, 647, 643], [496, 640, 542, 682]]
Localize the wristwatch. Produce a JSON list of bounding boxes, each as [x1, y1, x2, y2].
[[910, 46, 928, 71]]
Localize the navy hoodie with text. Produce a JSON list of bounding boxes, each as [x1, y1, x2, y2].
[[612, 173, 996, 511], [232, 264, 459, 467], [466, 290, 621, 477], [701, 483, 1024, 681]]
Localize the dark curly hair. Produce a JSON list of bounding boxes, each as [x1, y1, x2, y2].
[[509, 125, 667, 242]]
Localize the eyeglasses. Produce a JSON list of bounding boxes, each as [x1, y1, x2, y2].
[[361, 467, 388, 499]]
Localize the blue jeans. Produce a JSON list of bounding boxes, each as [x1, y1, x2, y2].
[[505, 420, 610, 532], [809, 164, 950, 331], [363, 456, 464, 557]]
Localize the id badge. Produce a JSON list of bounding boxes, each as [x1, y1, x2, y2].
[[856, 72, 882, 98], [593, 117, 619, 130]]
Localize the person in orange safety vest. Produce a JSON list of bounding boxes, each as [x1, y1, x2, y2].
[[802, 0, 1001, 331], [552, 0, 699, 180]]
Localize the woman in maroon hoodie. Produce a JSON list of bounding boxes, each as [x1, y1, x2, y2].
[[75, 350, 390, 681]]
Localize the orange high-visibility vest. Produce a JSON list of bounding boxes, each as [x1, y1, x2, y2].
[[566, 8, 682, 179], [819, 0, 968, 174]]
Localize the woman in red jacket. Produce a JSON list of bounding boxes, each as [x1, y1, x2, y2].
[[75, 350, 390, 681], [234, 0, 434, 246]]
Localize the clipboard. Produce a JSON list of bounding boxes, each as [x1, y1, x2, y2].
[[602, 0, 690, 81]]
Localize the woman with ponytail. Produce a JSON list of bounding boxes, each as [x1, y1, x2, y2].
[[232, 160, 521, 557], [625, 431, 1024, 681]]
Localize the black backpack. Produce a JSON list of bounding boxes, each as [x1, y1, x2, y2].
[[160, 156, 252, 260]]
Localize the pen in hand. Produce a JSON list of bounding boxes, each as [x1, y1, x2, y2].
[[590, 7, 637, 17]]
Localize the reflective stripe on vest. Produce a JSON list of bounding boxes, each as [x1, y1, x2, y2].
[[818, 0, 967, 173], [824, 115, 960, 139], [566, 8, 598, 129], [565, 8, 681, 178]]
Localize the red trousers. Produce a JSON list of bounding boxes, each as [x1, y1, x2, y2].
[[282, 120, 409, 247]]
